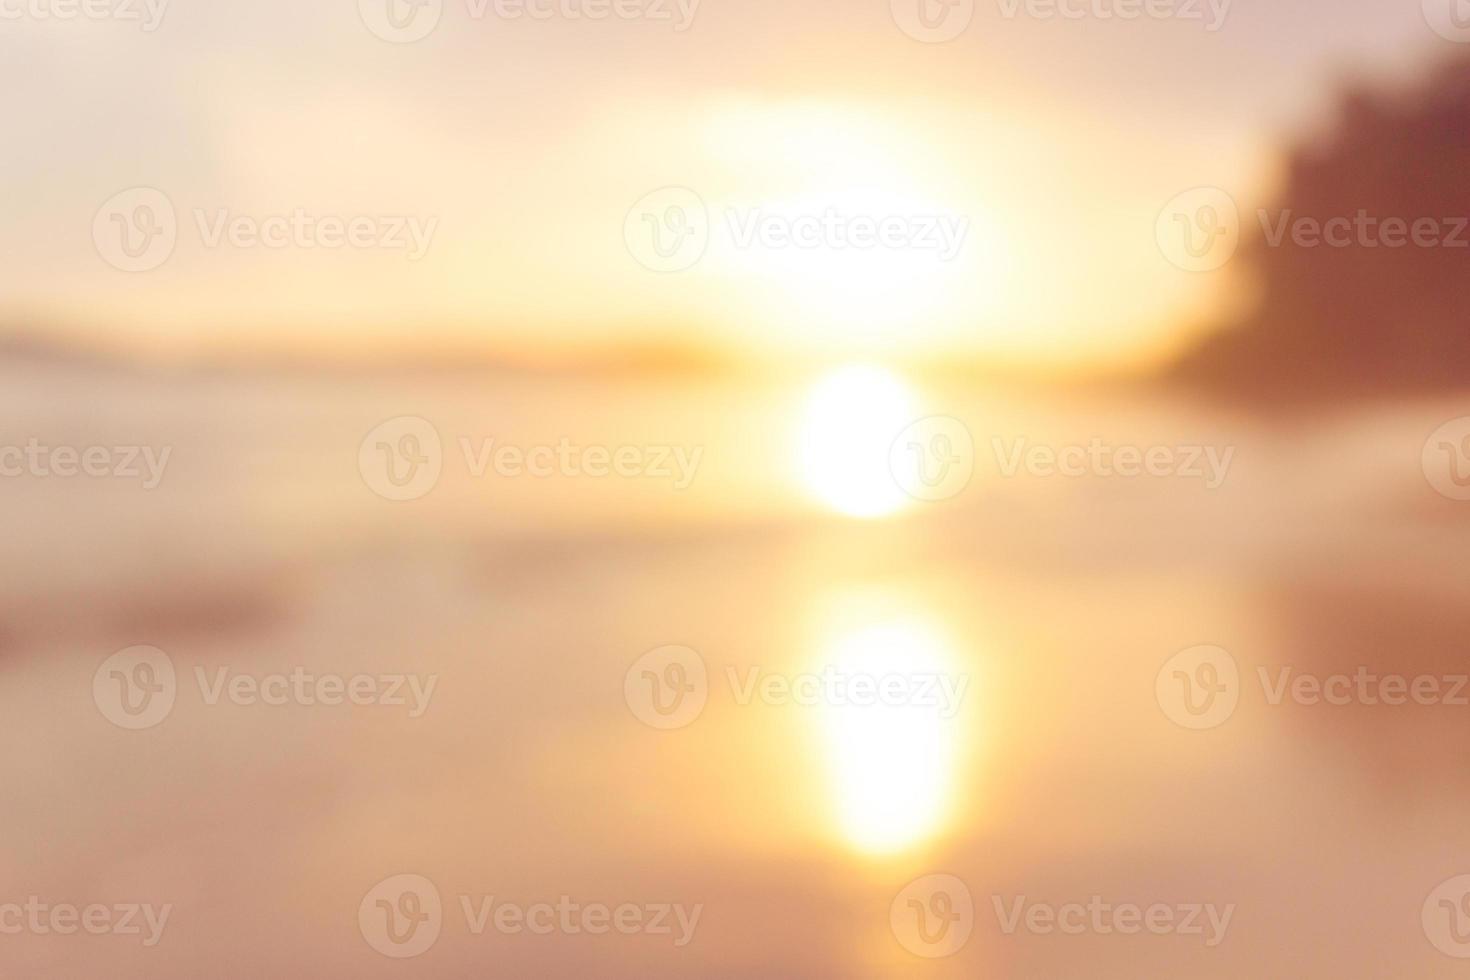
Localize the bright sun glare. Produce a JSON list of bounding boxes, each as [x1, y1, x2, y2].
[[701, 103, 990, 346], [796, 365, 917, 519], [815, 611, 963, 855]]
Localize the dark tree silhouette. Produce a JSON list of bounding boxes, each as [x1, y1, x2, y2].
[[1174, 56, 1470, 401]]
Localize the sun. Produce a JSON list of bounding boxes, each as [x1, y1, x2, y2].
[[696, 101, 993, 350], [795, 365, 917, 519], [723, 187, 971, 338]]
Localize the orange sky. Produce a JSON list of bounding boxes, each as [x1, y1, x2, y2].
[[0, 0, 1449, 372]]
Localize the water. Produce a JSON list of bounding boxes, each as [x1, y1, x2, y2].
[[1, 359, 1466, 976]]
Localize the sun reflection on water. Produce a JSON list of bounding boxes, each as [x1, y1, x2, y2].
[[808, 593, 971, 855]]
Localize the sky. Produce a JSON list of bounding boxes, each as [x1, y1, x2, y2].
[[0, 0, 1453, 371]]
